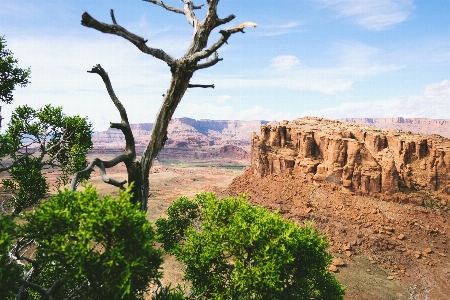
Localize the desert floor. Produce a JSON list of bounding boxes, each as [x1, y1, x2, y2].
[[82, 162, 449, 300]]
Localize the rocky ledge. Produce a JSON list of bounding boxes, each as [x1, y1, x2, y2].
[[251, 117, 450, 195]]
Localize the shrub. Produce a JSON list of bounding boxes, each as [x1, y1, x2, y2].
[[156, 192, 345, 299], [3, 185, 163, 299]]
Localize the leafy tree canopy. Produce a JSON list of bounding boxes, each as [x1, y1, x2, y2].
[[156, 193, 346, 300], [0, 104, 93, 213], [0, 36, 30, 105], [2, 185, 163, 299]]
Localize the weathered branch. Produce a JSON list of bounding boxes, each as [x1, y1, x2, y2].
[[191, 22, 257, 61], [183, 0, 199, 27], [195, 52, 223, 70], [87, 65, 128, 123], [188, 83, 215, 88], [143, 0, 184, 14], [70, 157, 127, 191], [81, 11, 175, 65], [215, 14, 236, 28], [88, 64, 136, 155]]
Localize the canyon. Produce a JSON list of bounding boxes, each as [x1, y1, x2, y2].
[[91, 118, 269, 165], [88, 116, 450, 299]]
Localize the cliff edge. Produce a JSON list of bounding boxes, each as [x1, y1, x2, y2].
[[251, 117, 450, 196]]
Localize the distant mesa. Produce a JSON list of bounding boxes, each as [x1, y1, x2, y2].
[[92, 118, 270, 162], [341, 117, 450, 138], [251, 117, 450, 196]]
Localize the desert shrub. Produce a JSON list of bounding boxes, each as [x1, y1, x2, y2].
[[156, 192, 345, 299], [0, 215, 21, 299], [3, 185, 163, 299]]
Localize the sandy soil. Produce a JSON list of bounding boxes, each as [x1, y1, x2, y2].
[[226, 171, 450, 300], [85, 165, 450, 299]]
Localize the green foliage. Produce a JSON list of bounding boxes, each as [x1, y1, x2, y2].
[[12, 185, 163, 299], [0, 104, 93, 213], [157, 193, 345, 300], [0, 215, 21, 299], [0, 36, 30, 105], [152, 284, 187, 300], [7, 155, 48, 213]]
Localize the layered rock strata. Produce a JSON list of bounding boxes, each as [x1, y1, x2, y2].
[[251, 117, 450, 195]]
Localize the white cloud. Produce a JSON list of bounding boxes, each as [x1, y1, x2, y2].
[[217, 95, 231, 103], [257, 21, 305, 36], [319, 0, 414, 30], [424, 80, 450, 99], [270, 55, 301, 71], [207, 41, 400, 95], [139, 14, 147, 27], [304, 79, 450, 119]]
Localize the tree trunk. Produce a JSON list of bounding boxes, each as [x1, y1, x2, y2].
[[74, 2, 256, 211]]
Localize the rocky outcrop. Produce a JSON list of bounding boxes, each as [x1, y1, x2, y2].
[[251, 117, 450, 195]]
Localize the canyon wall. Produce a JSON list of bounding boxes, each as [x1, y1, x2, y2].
[[92, 118, 269, 150], [251, 117, 450, 195]]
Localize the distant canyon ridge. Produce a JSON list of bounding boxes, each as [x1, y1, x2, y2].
[[91, 117, 450, 164], [341, 117, 450, 138], [92, 118, 271, 163]]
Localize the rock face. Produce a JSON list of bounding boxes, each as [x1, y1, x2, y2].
[[251, 117, 450, 195], [341, 117, 450, 138]]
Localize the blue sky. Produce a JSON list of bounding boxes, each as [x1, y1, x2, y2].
[[1, 0, 449, 130]]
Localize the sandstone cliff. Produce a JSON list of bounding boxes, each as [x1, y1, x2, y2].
[[251, 117, 450, 195]]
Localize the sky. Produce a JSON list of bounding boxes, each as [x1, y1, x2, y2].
[[1, 0, 450, 131]]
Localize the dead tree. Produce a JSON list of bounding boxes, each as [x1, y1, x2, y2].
[[71, 1, 256, 211]]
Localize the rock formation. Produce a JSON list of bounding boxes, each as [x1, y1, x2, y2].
[[251, 117, 450, 195]]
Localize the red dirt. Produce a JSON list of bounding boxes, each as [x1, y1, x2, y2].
[[224, 170, 450, 300]]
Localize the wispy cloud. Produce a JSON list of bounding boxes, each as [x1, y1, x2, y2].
[[257, 21, 305, 36], [206, 41, 400, 95], [270, 55, 301, 71], [304, 79, 450, 119], [319, 0, 414, 30], [424, 79, 450, 99], [216, 95, 232, 103]]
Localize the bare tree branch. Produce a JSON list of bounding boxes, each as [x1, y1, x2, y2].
[[88, 64, 136, 155], [195, 52, 223, 70], [81, 11, 176, 65], [215, 14, 236, 28], [142, 0, 184, 14], [71, 157, 127, 191], [188, 83, 215, 88], [191, 22, 257, 61], [183, 0, 199, 27], [88, 65, 128, 125]]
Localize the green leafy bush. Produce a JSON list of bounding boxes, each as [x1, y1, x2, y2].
[[156, 193, 345, 300], [0, 215, 21, 299], [0, 104, 93, 213], [0, 36, 30, 105], [3, 185, 163, 299]]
